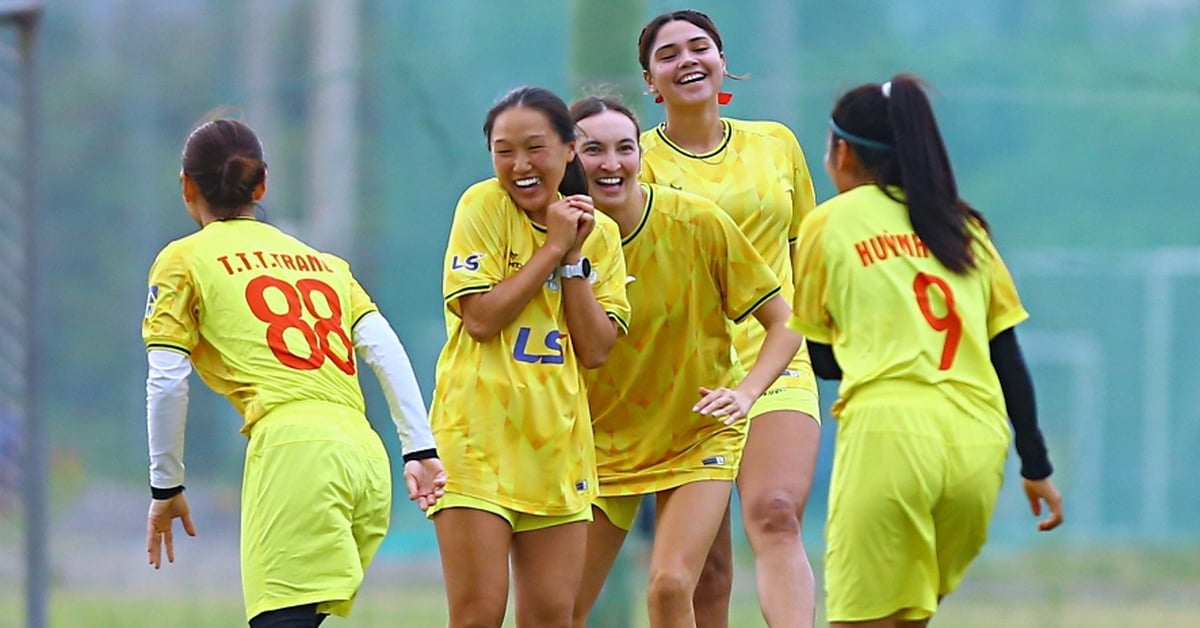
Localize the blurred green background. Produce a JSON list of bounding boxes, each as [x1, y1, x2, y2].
[[2, 0, 1199, 625]]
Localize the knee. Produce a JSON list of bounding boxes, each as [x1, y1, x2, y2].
[[745, 490, 803, 537], [695, 553, 733, 595], [449, 596, 508, 628], [647, 568, 694, 610]]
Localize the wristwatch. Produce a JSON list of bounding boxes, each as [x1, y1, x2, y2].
[[559, 257, 591, 280]]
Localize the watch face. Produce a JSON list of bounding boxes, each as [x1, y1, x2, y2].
[[581, 257, 592, 277]]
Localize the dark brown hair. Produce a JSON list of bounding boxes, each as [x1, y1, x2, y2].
[[569, 95, 642, 136], [483, 86, 588, 197], [181, 118, 266, 218], [637, 9, 724, 72], [831, 74, 987, 273]]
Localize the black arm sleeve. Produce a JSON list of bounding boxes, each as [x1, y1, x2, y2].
[[990, 328, 1053, 480], [808, 341, 843, 381]]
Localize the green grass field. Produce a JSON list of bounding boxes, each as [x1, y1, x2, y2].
[[3, 546, 1199, 627]]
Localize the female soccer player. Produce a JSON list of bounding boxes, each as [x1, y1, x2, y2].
[[428, 86, 631, 628], [792, 74, 1065, 626], [569, 96, 803, 628], [637, 10, 822, 627], [142, 118, 446, 627]]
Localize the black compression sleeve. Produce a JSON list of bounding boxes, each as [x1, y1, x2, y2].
[[990, 328, 1053, 480], [808, 341, 843, 381]]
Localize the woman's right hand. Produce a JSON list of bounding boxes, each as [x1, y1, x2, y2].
[[545, 197, 581, 257]]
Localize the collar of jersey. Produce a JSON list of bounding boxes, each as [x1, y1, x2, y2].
[[655, 119, 732, 161], [621, 184, 654, 246]]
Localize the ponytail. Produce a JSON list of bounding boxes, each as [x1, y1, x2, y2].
[[559, 156, 589, 197], [831, 74, 987, 273]]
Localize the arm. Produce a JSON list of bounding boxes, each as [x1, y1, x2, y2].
[[353, 311, 446, 511], [990, 327, 1064, 531], [808, 340, 842, 380], [738, 296, 803, 399], [352, 311, 437, 459], [559, 199, 617, 368], [145, 349, 196, 568], [694, 296, 802, 423], [459, 241, 567, 342]]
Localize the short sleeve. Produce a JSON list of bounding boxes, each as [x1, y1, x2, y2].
[[789, 209, 834, 344], [142, 242, 199, 355], [980, 237, 1030, 339], [347, 275, 380, 328], [783, 126, 816, 246], [443, 183, 510, 318], [585, 216, 631, 334], [701, 203, 781, 323]]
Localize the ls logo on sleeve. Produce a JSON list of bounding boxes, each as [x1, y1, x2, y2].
[[451, 253, 484, 272], [144, 285, 159, 318]]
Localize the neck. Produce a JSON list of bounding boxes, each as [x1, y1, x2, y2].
[[600, 186, 646, 238], [662, 101, 723, 154], [199, 205, 256, 226]]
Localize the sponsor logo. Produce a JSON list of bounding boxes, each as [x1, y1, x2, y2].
[[144, 285, 159, 317], [450, 253, 484, 272], [512, 327, 565, 364], [702, 456, 726, 466]]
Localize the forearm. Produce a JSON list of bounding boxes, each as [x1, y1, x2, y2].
[[736, 319, 803, 398], [561, 277, 616, 368], [146, 350, 191, 494], [990, 328, 1053, 480], [462, 244, 564, 340], [353, 312, 438, 460]]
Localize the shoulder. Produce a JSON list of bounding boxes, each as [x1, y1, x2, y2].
[[650, 184, 726, 224], [458, 178, 509, 208], [728, 118, 800, 146], [639, 124, 667, 152], [151, 231, 203, 268], [591, 210, 624, 248]]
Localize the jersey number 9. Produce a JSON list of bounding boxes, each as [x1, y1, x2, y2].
[[245, 275, 356, 376], [913, 272, 962, 371]]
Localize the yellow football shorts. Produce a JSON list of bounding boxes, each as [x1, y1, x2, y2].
[[240, 401, 392, 622], [747, 367, 821, 423], [593, 494, 643, 532], [427, 492, 593, 533], [824, 394, 1009, 622]]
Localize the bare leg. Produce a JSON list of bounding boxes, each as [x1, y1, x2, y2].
[[433, 508, 513, 628], [647, 481, 734, 628], [511, 520, 589, 628], [692, 504, 733, 628], [572, 507, 630, 627], [737, 410, 820, 627]]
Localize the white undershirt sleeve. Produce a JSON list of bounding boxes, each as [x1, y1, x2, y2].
[[353, 311, 437, 457], [146, 349, 191, 489]]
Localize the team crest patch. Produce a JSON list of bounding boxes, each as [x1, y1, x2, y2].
[[144, 285, 159, 317]]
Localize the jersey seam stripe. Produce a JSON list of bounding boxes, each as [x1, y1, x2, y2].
[[351, 308, 380, 330], [445, 284, 492, 303], [732, 286, 782, 324], [146, 342, 191, 356], [608, 312, 630, 334], [623, 184, 654, 246]]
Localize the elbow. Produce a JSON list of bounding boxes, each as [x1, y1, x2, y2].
[[577, 351, 609, 370], [462, 317, 499, 343]]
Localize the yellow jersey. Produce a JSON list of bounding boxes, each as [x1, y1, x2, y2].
[[791, 185, 1029, 418], [431, 179, 631, 516], [585, 184, 780, 495], [640, 118, 816, 380], [142, 218, 376, 433]]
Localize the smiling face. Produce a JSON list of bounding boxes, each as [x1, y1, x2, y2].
[[575, 110, 641, 214], [489, 105, 575, 215], [643, 19, 726, 108]]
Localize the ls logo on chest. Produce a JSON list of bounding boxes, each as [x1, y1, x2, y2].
[[512, 327, 565, 364]]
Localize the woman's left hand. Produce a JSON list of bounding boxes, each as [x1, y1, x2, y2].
[[694, 386, 754, 425]]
